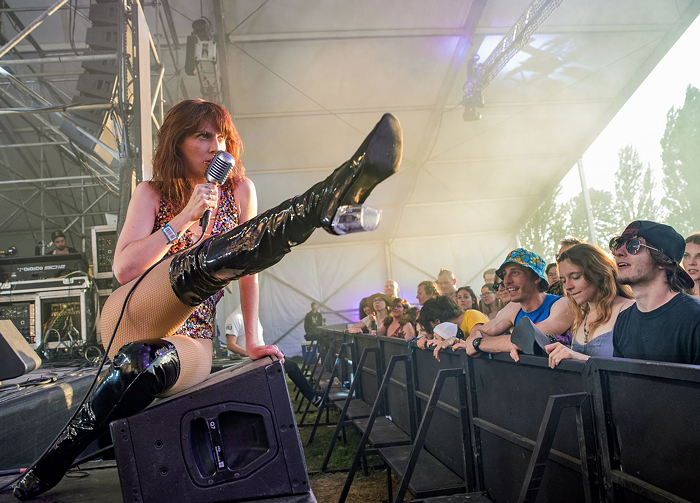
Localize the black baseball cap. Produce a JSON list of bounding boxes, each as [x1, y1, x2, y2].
[[618, 220, 695, 290], [51, 230, 65, 241]]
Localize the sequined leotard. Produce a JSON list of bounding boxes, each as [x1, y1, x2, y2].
[[152, 182, 239, 339]]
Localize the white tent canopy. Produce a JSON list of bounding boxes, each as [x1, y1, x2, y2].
[[1, 0, 698, 355]]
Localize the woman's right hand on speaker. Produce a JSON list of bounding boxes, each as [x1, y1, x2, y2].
[[248, 343, 285, 363]]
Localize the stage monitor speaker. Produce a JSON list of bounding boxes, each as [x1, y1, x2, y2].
[[110, 357, 312, 503], [0, 320, 42, 381]]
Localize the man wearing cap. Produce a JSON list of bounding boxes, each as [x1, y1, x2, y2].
[[611, 221, 700, 364], [46, 230, 78, 255], [456, 248, 574, 360]]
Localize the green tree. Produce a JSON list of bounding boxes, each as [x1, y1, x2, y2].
[[566, 188, 618, 245], [660, 84, 700, 235], [613, 145, 658, 225], [519, 185, 567, 262]]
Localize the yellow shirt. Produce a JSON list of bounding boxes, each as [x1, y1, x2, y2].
[[460, 309, 489, 336]]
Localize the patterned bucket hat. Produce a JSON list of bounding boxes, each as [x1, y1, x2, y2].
[[495, 248, 549, 288]]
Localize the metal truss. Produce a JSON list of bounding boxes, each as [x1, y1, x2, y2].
[[0, 0, 175, 253], [462, 0, 564, 120]]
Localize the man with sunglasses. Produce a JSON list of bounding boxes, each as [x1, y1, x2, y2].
[[611, 220, 700, 364]]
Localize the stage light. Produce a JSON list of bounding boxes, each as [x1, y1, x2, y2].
[[192, 18, 213, 42]]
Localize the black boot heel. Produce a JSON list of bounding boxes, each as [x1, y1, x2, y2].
[[13, 340, 180, 500], [317, 112, 403, 234], [169, 113, 402, 307]]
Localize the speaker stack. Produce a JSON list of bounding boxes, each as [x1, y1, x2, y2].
[[59, 1, 120, 166], [110, 357, 314, 503], [0, 319, 42, 382]]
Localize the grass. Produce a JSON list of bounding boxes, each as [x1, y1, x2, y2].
[[286, 358, 398, 503]]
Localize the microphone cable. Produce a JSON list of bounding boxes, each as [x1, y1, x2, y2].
[[0, 228, 211, 493], [1, 158, 232, 493]]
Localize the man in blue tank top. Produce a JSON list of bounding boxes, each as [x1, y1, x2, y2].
[[454, 248, 574, 360]]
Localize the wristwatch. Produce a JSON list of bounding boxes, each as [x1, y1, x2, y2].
[[472, 336, 483, 354]]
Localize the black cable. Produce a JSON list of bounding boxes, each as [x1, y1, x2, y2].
[[0, 229, 207, 493]]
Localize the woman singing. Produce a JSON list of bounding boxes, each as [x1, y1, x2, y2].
[[14, 100, 402, 500]]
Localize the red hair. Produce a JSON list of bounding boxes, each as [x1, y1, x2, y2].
[[151, 99, 245, 211]]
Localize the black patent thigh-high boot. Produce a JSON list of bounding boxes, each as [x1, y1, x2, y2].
[[13, 339, 180, 500], [170, 112, 402, 306]]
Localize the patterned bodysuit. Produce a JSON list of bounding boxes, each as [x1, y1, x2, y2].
[[152, 182, 239, 340]]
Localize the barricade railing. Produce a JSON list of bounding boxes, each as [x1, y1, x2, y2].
[[296, 332, 700, 503], [587, 357, 700, 503]]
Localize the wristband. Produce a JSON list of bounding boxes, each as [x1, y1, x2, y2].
[[161, 224, 178, 243], [416, 335, 425, 340]]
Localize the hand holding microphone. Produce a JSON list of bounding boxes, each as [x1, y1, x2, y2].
[[200, 151, 235, 234]]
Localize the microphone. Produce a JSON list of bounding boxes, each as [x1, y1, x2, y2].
[[200, 151, 235, 233]]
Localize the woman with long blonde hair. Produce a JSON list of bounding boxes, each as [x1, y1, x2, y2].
[[546, 243, 634, 368]]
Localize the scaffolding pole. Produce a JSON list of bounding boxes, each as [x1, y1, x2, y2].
[[577, 158, 598, 246]]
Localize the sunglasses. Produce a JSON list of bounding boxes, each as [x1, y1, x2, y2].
[[609, 236, 662, 256], [493, 281, 505, 290]]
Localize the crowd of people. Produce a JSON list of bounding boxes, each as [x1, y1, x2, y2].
[[334, 220, 700, 367]]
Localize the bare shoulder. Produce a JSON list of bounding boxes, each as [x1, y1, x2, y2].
[[233, 177, 256, 200], [499, 301, 520, 319], [234, 177, 257, 221], [552, 296, 572, 310], [132, 181, 160, 207]]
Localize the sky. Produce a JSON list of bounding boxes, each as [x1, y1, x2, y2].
[[557, 14, 700, 201]]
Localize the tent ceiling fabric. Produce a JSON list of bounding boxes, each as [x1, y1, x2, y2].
[[1, 0, 699, 352], [219, 0, 699, 247]]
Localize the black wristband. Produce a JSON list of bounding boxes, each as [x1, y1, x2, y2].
[[472, 336, 483, 354]]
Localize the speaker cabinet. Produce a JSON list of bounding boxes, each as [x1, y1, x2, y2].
[[110, 357, 312, 503], [0, 319, 41, 380]]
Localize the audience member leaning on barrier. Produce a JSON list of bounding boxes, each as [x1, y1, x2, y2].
[[611, 220, 700, 365], [454, 248, 575, 360], [346, 294, 390, 334], [545, 243, 634, 368], [378, 297, 416, 340], [416, 295, 488, 361]]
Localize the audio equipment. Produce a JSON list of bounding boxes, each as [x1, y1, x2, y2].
[[91, 224, 117, 279], [0, 253, 89, 283], [111, 357, 311, 503], [0, 319, 42, 381], [0, 302, 35, 343]]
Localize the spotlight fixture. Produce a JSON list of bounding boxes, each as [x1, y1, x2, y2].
[[192, 17, 213, 42], [185, 18, 216, 76]]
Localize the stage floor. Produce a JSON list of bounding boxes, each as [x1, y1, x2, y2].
[[0, 461, 125, 503], [0, 462, 317, 503], [0, 357, 315, 503]]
